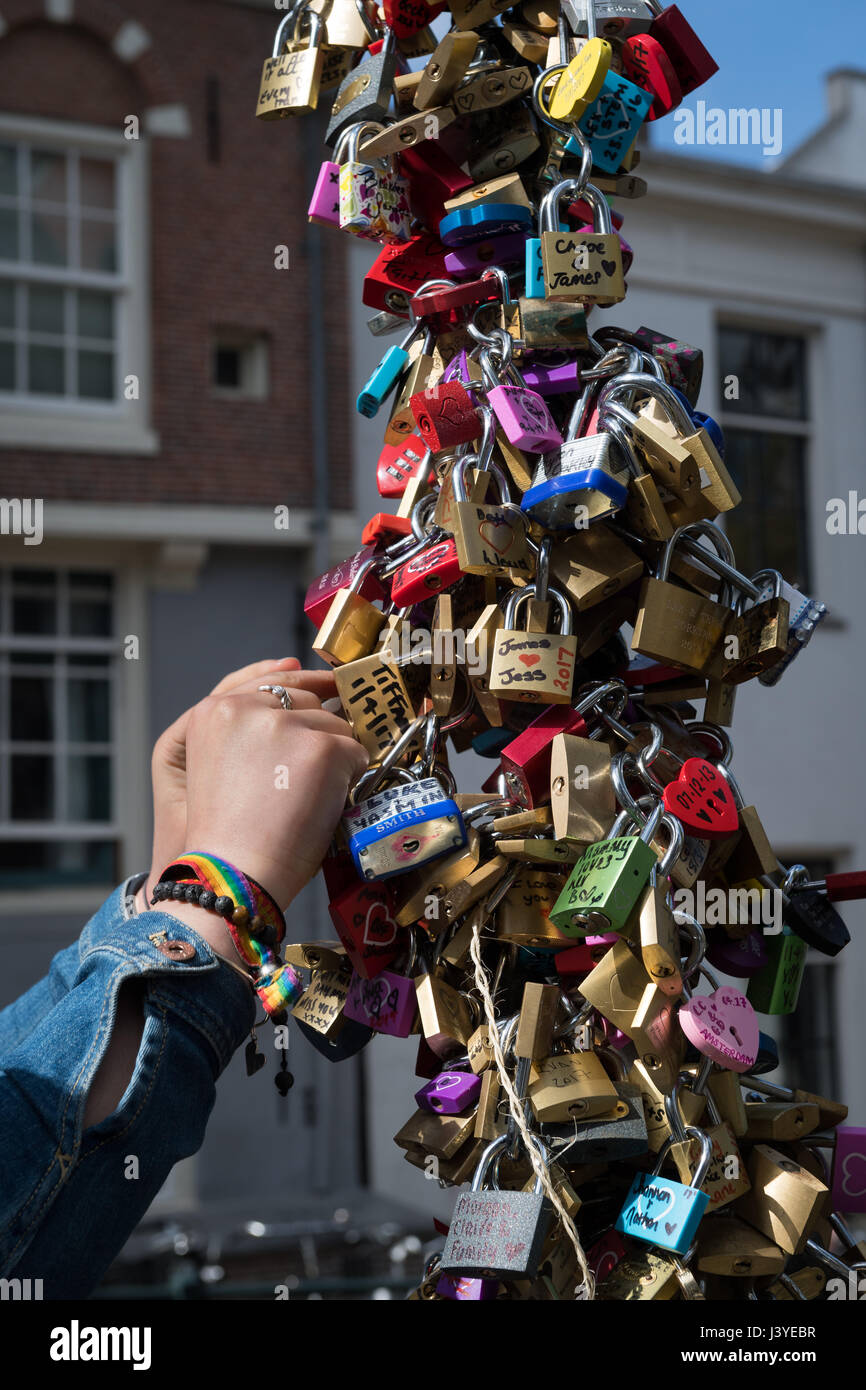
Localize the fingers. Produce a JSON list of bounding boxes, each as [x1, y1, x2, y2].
[[209, 656, 301, 696]]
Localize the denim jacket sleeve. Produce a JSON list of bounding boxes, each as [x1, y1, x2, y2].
[[0, 876, 255, 1298]]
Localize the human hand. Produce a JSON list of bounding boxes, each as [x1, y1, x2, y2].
[[147, 658, 343, 903], [176, 687, 368, 910]]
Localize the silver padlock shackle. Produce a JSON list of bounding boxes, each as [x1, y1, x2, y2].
[[451, 453, 509, 506], [599, 408, 642, 477], [657, 520, 737, 588], [480, 265, 512, 307], [573, 677, 629, 727], [472, 1131, 549, 1195], [654, 1126, 714, 1190], [503, 582, 572, 634], [598, 370, 695, 435], [626, 788, 683, 875], [540, 177, 611, 236], [672, 911, 707, 980], [272, 0, 319, 56], [606, 797, 663, 846], [341, 118, 389, 165], [738, 566, 784, 615], [354, 0, 379, 40]]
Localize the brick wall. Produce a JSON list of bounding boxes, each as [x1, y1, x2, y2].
[[0, 0, 353, 507]]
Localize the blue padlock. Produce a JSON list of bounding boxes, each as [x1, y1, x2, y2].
[[356, 321, 429, 419], [522, 425, 629, 530], [566, 71, 653, 174], [342, 775, 467, 881], [615, 1128, 712, 1254], [472, 726, 514, 758], [439, 203, 533, 248]]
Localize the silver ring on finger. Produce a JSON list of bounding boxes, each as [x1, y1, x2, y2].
[[258, 684, 294, 711]]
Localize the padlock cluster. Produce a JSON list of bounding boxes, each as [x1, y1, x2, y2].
[[256, 0, 866, 1301]]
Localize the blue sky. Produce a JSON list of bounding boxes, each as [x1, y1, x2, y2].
[[645, 0, 866, 165]]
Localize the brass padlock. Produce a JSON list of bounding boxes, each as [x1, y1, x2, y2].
[[579, 938, 686, 1091], [631, 524, 731, 674], [540, 179, 626, 307], [549, 523, 643, 611], [314, 554, 386, 665], [488, 584, 578, 703], [255, 5, 325, 120], [448, 456, 534, 579], [735, 1145, 829, 1256], [413, 29, 480, 109]]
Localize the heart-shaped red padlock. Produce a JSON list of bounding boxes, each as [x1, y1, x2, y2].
[[678, 986, 758, 1072], [662, 758, 738, 839]]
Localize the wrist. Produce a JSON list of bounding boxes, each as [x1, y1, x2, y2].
[[151, 898, 250, 971]]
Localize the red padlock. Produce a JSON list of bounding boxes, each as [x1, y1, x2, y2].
[[328, 879, 402, 979], [390, 538, 463, 604], [555, 936, 617, 975], [362, 512, 413, 546], [304, 546, 385, 627], [377, 435, 432, 498], [648, 5, 718, 96], [382, 0, 445, 39], [410, 276, 501, 319], [500, 704, 590, 807], [363, 233, 449, 316], [399, 145, 473, 234], [621, 33, 683, 120], [410, 381, 481, 450]]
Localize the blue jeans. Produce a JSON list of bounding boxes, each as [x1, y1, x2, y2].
[[0, 875, 254, 1298]]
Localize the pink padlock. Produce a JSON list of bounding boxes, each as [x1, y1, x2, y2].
[[343, 967, 417, 1037], [308, 128, 356, 230], [482, 348, 561, 451], [436, 1274, 499, 1300], [678, 977, 759, 1072], [555, 934, 618, 975], [304, 546, 383, 627], [831, 1127, 866, 1212], [706, 929, 768, 979], [415, 1070, 482, 1115]]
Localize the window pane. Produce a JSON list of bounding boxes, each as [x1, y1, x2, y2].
[[77, 290, 113, 340], [9, 651, 54, 666], [28, 283, 64, 334], [11, 568, 56, 587], [68, 754, 111, 820], [0, 281, 14, 327], [69, 571, 112, 592], [10, 675, 54, 741], [10, 754, 54, 819], [0, 208, 19, 260], [68, 677, 110, 741], [719, 328, 807, 420], [28, 343, 65, 394], [80, 158, 116, 210], [31, 150, 67, 202], [0, 838, 117, 890], [77, 349, 114, 400], [778, 963, 839, 1098], [31, 211, 67, 266], [723, 429, 810, 587], [0, 341, 14, 389], [80, 219, 116, 273], [69, 598, 112, 636], [0, 144, 17, 196], [69, 654, 110, 668], [12, 595, 56, 633]]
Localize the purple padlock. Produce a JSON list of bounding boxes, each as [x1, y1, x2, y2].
[[832, 1127, 866, 1212], [706, 929, 768, 979], [436, 1273, 499, 1300], [443, 351, 482, 406], [415, 1070, 482, 1115], [522, 354, 582, 396], [343, 968, 417, 1037], [443, 231, 528, 276]]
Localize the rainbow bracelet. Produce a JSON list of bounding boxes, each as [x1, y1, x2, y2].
[[152, 852, 302, 1019]]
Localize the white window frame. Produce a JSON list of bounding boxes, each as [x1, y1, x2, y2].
[[0, 113, 157, 455], [0, 550, 150, 917]]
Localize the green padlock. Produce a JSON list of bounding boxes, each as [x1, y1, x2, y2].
[[550, 802, 664, 937], [746, 926, 807, 1015]]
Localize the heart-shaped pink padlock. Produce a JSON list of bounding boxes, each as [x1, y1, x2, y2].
[[678, 986, 758, 1072]]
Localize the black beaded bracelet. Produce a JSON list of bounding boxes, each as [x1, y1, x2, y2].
[[150, 878, 280, 948]]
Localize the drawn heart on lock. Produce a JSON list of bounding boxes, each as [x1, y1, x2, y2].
[[664, 1222, 677, 1238], [635, 1178, 676, 1223], [479, 519, 515, 554], [678, 987, 758, 1072], [841, 1152, 866, 1199], [363, 901, 398, 947], [601, 260, 617, 277], [519, 654, 541, 667], [662, 758, 739, 839]]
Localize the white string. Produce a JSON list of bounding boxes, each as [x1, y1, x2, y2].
[[469, 917, 596, 1301]]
